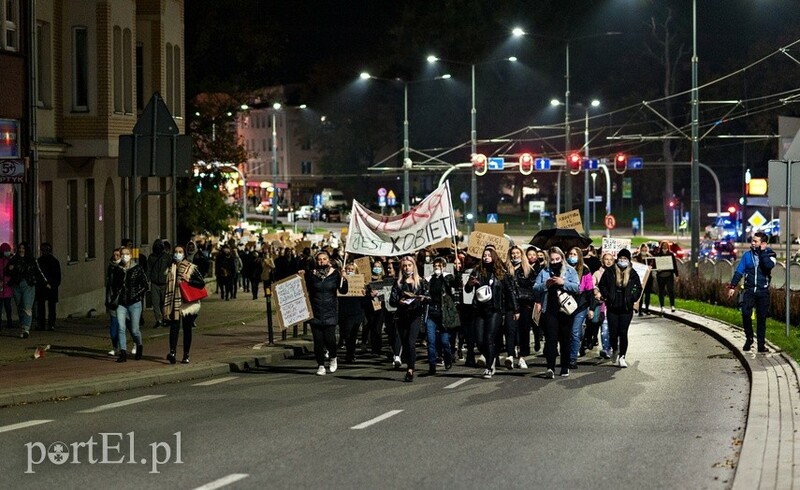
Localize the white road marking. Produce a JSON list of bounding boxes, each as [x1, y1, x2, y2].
[[77, 395, 165, 413], [444, 378, 472, 389], [192, 473, 249, 490], [192, 376, 238, 386], [0, 419, 53, 434], [350, 410, 404, 430]]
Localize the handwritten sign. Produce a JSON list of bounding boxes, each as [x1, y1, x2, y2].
[[601, 237, 631, 258], [556, 210, 584, 233], [295, 240, 312, 255], [272, 274, 313, 329], [467, 231, 509, 259], [653, 256, 674, 271], [354, 257, 372, 283], [338, 274, 365, 297], [631, 261, 651, 303], [370, 279, 396, 312], [462, 270, 474, 304], [474, 223, 505, 237]]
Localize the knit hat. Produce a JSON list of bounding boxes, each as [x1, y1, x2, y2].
[[617, 248, 632, 261]]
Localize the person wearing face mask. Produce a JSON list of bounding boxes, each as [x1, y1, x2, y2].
[[215, 245, 236, 300], [727, 231, 776, 353], [5, 242, 46, 339], [389, 255, 429, 382], [634, 243, 654, 315], [105, 248, 123, 356], [597, 248, 642, 368], [533, 247, 580, 378], [337, 262, 368, 364], [465, 247, 519, 379], [424, 257, 460, 375], [163, 245, 206, 364], [588, 252, 614, 359], [35, 243, 61, 331], [0, 243, 13, 331], [363, 259, 388, 357], [109, 247, 149, 362], [506, 246, 535, 369], [653, 240, 679, 313], [302, 251, 348, 375], [566, 247, 595, 369]]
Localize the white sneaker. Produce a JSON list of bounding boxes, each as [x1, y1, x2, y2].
[[316, 365, 326, 376], [476, 355, 486, 368], [545, 369, 555, 379], [504, 356, 514, 369], [108, 349, 116, 356], [131, 345, 137, 355], [328, 357, 338, 373], [517, 358, 528, 369], [671, 306, 676, 313], [482, 369, 493, 379], [618, 355, 628, 368], [660, 306, 665, 314], [393, 356, 402, 368]]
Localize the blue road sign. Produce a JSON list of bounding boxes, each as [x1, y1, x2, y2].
[[487, 213, 498, 223], [460, 191, 469, 203], [584, 158, 599, 170], [628, 157, 643, 169], [534, 158, 551, 170], [387, 197, 396, 206], [488, 157, 505, 170], [379, 196, 386, 207], [313, 194, 322, 207]]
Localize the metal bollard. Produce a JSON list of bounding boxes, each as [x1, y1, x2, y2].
[[265, 286, 274, 345]]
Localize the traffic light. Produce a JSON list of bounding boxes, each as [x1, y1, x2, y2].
[[727, 205, 737, 215], [567, 152, 582, 175], [614, 153, 628, 174], [519, 153, 533, 175], [472, 153, 487, 176]]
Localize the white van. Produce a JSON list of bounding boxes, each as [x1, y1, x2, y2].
[[321, 188, 347, 209]]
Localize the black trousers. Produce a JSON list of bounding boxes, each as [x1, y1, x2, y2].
[[36, 295, 57, 329], [741, 290, 769, 348], [397, 314, 423, 370], [365, 308, 385, 355], [474, 309, 502, 370], [542, 308, 571, 371], [608, 310, 634, 357], [656, 275, 675, 308], [339, 314, 362, 359], [168, 313, 197, 354], [311, 323, 338, 366]]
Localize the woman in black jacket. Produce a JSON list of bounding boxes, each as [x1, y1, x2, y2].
[[465, 247, 519, 379], [5, 241, 46, 339], [425, 257, 460, 375], [109, 247, 149, 362], [506, 245, 534, 369], [304, 251, 348, 376], [389, 255, 428, 382], [597, 249, 642, 369], [338, 262, 367, 364]]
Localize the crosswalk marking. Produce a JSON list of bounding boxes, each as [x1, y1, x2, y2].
[[351, 410, 404, 430], [0, 420, 53, 434], [192, 376, 238, 387], [192, 473, 249, 490], [77, 395, 165, 414], [444, 378, 472, 389]]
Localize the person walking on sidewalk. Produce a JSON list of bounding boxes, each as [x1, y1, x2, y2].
[[727, 231, 776, 353], [110, 247, 149, 362], [147, 239, 172, 328], [654, 240, 678, 313], [163, 245, 206, 364], [303, 250, 348, 376], [597, 249, 642, 368], [35, 243, 61, 331], [215, 245, 236, 300], [105, 248, 122, 356], [5, 242, 45, 339], [0, 243, 13, 331]]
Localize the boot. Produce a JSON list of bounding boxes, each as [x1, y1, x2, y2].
[[181, 353, 190, 364], [167, 351, 176, 364], [116, 350, 127, 363], [135, 344, 143, 360]]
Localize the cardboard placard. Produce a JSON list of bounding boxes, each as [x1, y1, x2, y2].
[[272, 274, 313, 329], [653, 256, 674, 271], [474, 223, 505, 237], [354, 257, 372, 283], [467, 231, 510, 258], [430, 237, 454, 249], [631, 261, 651, 304], [601, 237, 631, 258], [556, 210, 584, 233], [295, 240, 312, 255], [338, 274, 366, 297], [462, 270, 474, 304], [370, 279, 396, 312]]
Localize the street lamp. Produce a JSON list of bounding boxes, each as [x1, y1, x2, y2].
[[425, 55, 517, 221], [359, 72, 451, 211], [200, 160, 246, 226], [512, 28, 620, 212]]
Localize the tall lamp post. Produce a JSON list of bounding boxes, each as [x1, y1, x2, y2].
[[271, 102, 280, 227], [359, 72, 450, 211], [426, 55, 517, 221]]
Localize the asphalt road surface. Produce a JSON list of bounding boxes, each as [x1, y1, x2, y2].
[[0, 316, 748, 489]]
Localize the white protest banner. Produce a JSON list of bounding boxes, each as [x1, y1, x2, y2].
[[272, 274, 313, 329], [345, 182, 457, 256], [466, 231, 510, 259], [556, 209, 584, 233], [601, 237, 631, 258], [631, 261, 651, 304], [653, 256, 674, 271], [462, 270, 474, 304]]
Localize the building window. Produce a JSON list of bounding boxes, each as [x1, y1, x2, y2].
[[113, 27, 122, 112], [85, 179, 96, 259], [67, 180, 79, 262], [301, 161, 312, 175], [164, 43, 182, 117], [36, 21, 52, 108], [72, 26, 89, 111], [123, 29, 133, 113], [1, 0, 19, 52], [174, 45, 182, 117], [165, 43, 173, 115], [136, 43, 143, 111]]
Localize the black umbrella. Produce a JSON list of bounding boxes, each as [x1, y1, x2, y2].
[[529, 228, 592, 251]]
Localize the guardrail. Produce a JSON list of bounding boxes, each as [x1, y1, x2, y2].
[[676, 258, 800, 291]]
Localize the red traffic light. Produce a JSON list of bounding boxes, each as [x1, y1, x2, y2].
[[727, 205, 737, 215], [567, 152, 582, 175], [519, 153, 533, 175], [614, 153, 627, 174], [472, 153, 487, 176]]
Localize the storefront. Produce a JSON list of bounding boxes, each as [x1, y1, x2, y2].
[[0, 118, 22, 247]]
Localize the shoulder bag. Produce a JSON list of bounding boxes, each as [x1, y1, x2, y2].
[[179, 281, 208, 302], [557, 288, 578, 315]]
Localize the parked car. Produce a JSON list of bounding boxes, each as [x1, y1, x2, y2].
[[321, 205, 350, 223], [700, 239, 737, 261], [295, 205, 316, 220], [746, 218, 780, 243], [704, 217, 740, 240]]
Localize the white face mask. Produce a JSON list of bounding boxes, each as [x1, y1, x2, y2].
[[121, 254, 131, 264], [346, 271, 355, 276], [174, 253, 184, 262], [618, 260, 630, 269], [403, 270, 413, 277], [433, 269, 443, 276]]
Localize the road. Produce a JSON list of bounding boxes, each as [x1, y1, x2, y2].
[[0, 316, 747, 489]]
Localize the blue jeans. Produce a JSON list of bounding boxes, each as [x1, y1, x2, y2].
[[12, 281, 35, 332], [570, 308, 589, 363], [109, 313, 120, 349], [601, 319, 610, 352], [116, 301, 143, 351], [426, 317, 452, 366]]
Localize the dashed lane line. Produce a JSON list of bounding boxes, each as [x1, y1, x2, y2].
[[443, 378, 472, 389], [0, 420, 53, 434], [76, 395, 166, 414], [350, 410, 404, 430], [192, 473, 249, 490], [192, 377, 239, 387]]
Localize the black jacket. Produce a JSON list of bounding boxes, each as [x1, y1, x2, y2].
[[110, 263, 150, 307], [147, 251, 172, 286], [36, 253, 62, 301], [307, 268, 348, 326], [5, 254, 44, 288], [389, 278, 429, 320], [465, 271, 519, 313], [598, 265, 642, 314]]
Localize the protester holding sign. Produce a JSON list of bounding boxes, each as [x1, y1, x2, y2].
[[567, 247, 595, 369], [338, 262, 368, 364], [653, 240, 679, 313], [597, 249, 642, 368], [465, 247, 519, 380], [506, 246, 535, 369], [389, 256, 429, 382], [303, 251, 348, 376], [424, 257, 460, 375], [364, 259, 391, 357], [587, 252, 614, 359], [533, 247, 580, 378], [634, 244, 655, 315]]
